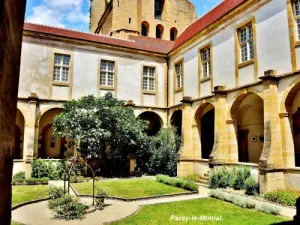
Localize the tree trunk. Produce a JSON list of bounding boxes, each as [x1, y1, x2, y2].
[[0, 1, 26, 224]]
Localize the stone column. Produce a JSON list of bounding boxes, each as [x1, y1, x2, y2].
[[259, 71, 284, 194], [0, 1, 27, 224], [280, 113, 295, 168], [178, 96, 194, 176], [23, 93, 38, 178], [209, 87, 230, 164]]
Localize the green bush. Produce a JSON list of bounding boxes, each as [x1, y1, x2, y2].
[[31, 159, 68, 180], [48, 185, 65, 199], [181, 174, 201, 183], [264, 190, 299, 206], [244, 176, 258, 195], [209, 167, 234, 189], [12, 178, 26, 185], [232, 167, 251, 190], [48, 195, 88, 220], [256, 204, 281, 215], [26, 177, 49, 185], [155, 174, 198, 191], [13, 172, 25, 180]]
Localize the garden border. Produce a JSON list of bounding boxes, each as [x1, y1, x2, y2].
[[70, 184, 198, 202], [12, 197, 50, 210]]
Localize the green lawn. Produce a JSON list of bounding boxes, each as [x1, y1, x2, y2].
[[72, 178, 188, 199], [111, 198, 290, 225], [12, 185, 49, 206]]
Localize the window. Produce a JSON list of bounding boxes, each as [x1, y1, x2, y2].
[[143, 66, 155, 91], [100, 60, 115, 87], [170, 28, 178, 41], [141, 21, 149, 36], [53, 54, 70, 82], [201, 47, 211, 78], [155, 0, 163, 19], [156, 24, 164, 39], [175, 63, 183, 89], [294, 0, 300, 39], [238, 24, 254, 63]]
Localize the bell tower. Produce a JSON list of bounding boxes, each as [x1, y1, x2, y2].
[[89, 0, 110, 33]]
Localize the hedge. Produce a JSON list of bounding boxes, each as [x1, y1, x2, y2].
[[12, 177, 49, 185], [155, 174, 198, 191], [264, 190, 300, 207]]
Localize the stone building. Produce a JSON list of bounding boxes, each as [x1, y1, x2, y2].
[[89, 0, 197, 40], [14, 0, 300, 193]]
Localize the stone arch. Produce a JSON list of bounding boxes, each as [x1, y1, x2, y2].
[[283, 78, 300, 167], [195, 102, 215, 159], [38, 108, 67, 159], [170, 27, 178, 41], [230, 92, 264, 163], [156, 24, 164, 39], [14, 109, 25, 159], [141, 21, 149, 36], [138, 111, 163, 136], [170, 110, 182, 137]]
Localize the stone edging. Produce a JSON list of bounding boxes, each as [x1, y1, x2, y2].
[[103, 206, 142, 225], [12, 197, 50, 211], [70, 184, 198, 201], [220, 189, 296, 209]]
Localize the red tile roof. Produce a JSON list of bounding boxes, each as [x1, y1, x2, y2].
[[23, 23, 174, 54], [23, 0, 247, 55], [172, 0, 247, 50]]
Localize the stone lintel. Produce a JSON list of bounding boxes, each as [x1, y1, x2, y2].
[[258, 167, 285, 175]]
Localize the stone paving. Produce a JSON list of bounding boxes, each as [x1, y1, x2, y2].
[[12, 183, 295, 225]]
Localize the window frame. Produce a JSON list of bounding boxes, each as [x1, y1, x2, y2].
[[200, 46, 212, 79], [142, 66, 156, 93], [100, 59, 116, 88], [238, 24, 254, 63], [98, 58, 118, 97], [294, 0, 300, 40], [52, 53, 71, 84], [174, 60, 184, 92]]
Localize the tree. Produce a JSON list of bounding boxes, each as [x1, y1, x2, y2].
[[53, 93, 150, 177]]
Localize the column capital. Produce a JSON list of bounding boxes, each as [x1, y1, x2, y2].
[[181, 96, 193, 104], [213, 86, 227, 97], [259, 70, 279, 85], [125, 100, 135, 106], [28, 93, 39, 104]]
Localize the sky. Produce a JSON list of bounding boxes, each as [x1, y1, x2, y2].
[[25, 0, 223, 32]]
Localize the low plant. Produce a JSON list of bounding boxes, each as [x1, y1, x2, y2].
[[181, 174, 201, 183], [209, 167, 234, 189], [31, 159, 68, 180], [48, 185, 65, 199], [232, 167, 251, 190], [156, 174, 198, 191], [95, 188, 108, 210], [12, 177, 49, 185], [48, 195, 88, 220], [12, 172, 25, 180], [264, 189, 299, 206], [69, 176, 90, 183], [244, 176, 258, 195], [256, 204, 281, 215]]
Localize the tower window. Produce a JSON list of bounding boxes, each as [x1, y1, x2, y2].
[[129, 18, 131, 24], [155, 0, 164, 19], [170, 27, 178, 41], [141, 21, 149, 36], [156, 24, 164, 39]]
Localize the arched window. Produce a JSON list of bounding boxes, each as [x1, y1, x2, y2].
[[141, 21, 149, 36], [154, 0, 164, 19], [170, 27, 178, 41], [156, 24, 164, 39]]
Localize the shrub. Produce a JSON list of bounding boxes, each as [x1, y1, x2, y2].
[[31, 159, 68, 180], [13, 172, 25, 180], [31, 159, 50, 178], [155, 174, 198, 191], [232, 167, 251, 190], [26, 177, 49, 185], [12, 178, 25, 185], [245, 176, 258, 195], [209, 167, 234, 189], [256, 204, 281, 215], [181, 174, 201, 183], [48, 185, 65, 199], [48, 195, 88, 220], [264, 190, 299, 207]]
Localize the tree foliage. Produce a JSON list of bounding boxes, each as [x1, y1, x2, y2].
[[53, 93, 150, 176]]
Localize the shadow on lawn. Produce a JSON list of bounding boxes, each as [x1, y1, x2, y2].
[[271, 221, 297, 225]]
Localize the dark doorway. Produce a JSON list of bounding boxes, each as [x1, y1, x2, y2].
[[293, 108, 300, 166], [13, 126, 23, 159], [139, 112, 162, 136], [201, 109, 215, 159], [238, 129, 249, 162]]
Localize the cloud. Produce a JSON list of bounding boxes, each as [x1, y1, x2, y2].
[[26, 0, 89, 30]]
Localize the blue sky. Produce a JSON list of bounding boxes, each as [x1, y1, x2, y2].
[[25, 0, 222, 32]]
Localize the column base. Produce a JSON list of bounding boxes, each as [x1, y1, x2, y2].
[[177, 161, 194, 177], [259, 169, 284, 194]]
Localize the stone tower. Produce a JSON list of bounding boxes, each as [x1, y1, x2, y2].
[[89, 0, 197, 41]]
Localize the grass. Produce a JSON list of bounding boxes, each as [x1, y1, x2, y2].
[[72, 178, 188, 198], [110, 198, 290, 225], [12, 185, 49, 206]]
